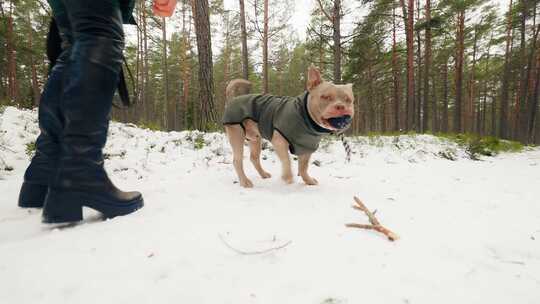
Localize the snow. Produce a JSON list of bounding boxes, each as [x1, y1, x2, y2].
[[1, 106, 539, 304]]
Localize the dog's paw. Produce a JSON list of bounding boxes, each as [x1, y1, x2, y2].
[[302, 176, 318, 186], [260, 171, 272, 179], [239, 178, 254, 188], [282, 174, 294, 184]]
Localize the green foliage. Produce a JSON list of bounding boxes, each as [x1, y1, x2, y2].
[[438, 133, 523, 158], [138, 121, 163, 131], [193, 134, 205, 150], [25, 141, 36, 157]]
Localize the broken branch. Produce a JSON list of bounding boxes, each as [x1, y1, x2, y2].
[[218, 234, 292, 255], [346, 196, 399, 241]]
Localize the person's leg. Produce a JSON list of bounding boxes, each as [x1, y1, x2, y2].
[[42, 0, 143, 223], [18, 2, 72, 208]]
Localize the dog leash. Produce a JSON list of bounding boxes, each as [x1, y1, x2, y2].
[[337, 132, 352, 163]]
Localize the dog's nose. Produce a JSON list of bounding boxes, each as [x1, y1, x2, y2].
[[334, 104, 353, 115], [334, 104, 345, 112]]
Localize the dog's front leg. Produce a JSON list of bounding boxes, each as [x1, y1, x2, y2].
[[298, 153, 318, 185], [271, 131, 293, 184]]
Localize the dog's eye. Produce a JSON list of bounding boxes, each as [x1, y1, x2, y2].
[[321, 94, 332, 101]]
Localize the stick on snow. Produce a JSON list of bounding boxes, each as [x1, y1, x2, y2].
[[218, 234, 292, 255], [346, 196, 399, 241]]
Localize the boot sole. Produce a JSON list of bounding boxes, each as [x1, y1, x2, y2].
[[42, 189, 144, 223]]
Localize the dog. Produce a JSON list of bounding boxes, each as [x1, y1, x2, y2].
[[223, 65, 354, 188]]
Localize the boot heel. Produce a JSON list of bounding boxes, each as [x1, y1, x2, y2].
[[42, 190, 84, 223]]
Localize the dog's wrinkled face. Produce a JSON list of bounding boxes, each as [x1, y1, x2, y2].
[[306, 65, 355, 131]]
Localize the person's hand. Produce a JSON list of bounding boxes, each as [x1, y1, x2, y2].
[[153, 0, 177, 17]]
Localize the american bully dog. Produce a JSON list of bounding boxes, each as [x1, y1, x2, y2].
[[223, 65, 354, 188]]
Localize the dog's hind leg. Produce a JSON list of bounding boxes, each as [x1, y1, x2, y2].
[[249, 137, 271, 179], [242, 119, 271, 179], [225, 124, 253, 188]]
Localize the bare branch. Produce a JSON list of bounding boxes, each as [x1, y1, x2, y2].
[[218, 234, 292, 255], [346, 196, 399, 241], [316, 0, 333, 23]]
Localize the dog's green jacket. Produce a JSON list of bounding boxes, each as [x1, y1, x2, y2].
[[223, 92, 331, 155]]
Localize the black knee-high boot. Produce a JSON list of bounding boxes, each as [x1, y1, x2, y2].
[[42, 1, 143, 223], [18, 13, 72, 208]]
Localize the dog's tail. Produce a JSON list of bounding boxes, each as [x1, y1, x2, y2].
[[226, 79, 252, 102]]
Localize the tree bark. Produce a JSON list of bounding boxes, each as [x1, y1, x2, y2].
[[262, 0, 269, 93], [239, 0, 249, 80], [481, 35, 493, 136], [415, 0, 422, 132], [516, 0, 529, 141], [400, 0, 415, 131], [423, 0, 431, 133], [526, 26, 540, 142], [192, 0, 217, 130], [28, 14, 40, 106], [142, 2, 150, 123], [454, 10, 465, 133], [6, 1, 19, 103], [531, 57, 540, 142], [392, 5, 401, 131], [162, 18, 173, 131], [442, 58, 449, 133], [499, 0, 514, 139], [467, 27, 478, 133], [333, 0, 341, 83]]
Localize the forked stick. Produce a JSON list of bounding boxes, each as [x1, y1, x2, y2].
[[346, 196, 399, 241]]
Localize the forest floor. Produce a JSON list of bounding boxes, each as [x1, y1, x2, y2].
[[1, 106, 540, 304]]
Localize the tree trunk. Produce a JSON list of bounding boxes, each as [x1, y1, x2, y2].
[[481, 35, 493, 136], [500, 0, 514, 139], [454, 10, 465, 133], [526, 27, 540, 142], [531, 59, 540, 142], [516, 0, 529, 141], [162, 18, 173, 131], [442, 59, 449, 133], [6, 1, 19, 103], [191, 0, 217, 130], [423, 0, 431, 133], [415, 0, 422, 132], [179, 0, 191, 129], [333, 0, 341, 83], [367, 63, 375, 132], [28, 14, 40, 106], [260, 0, 269, 93], [222, 12, 231, 115], [392, 5, 401, 131], [239, 0, 249, 80], [400, 0, 415, 131], [142, 2, 150, 123], [467, 27, 478, 133]]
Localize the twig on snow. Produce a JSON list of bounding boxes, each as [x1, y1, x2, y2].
[[218, 234, 292, 255], [346, 196, 399, 241]]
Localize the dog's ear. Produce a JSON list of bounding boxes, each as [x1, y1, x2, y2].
[[307, 65, 322, 91], [344, 83, 354, 95]]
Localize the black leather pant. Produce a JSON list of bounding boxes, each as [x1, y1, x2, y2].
[[23, 0, 124, 192]]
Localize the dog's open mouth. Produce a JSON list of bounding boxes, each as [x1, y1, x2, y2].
[[323, 115, 352, 130]]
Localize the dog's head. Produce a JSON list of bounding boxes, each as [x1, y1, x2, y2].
[[306, 65, 354, 131]]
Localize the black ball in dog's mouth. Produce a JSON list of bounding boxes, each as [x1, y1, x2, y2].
[[327, 115, 352, 129]]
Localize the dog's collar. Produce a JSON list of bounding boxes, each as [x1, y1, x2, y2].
[[302, 92, 333, 134]]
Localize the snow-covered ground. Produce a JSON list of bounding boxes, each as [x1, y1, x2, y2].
[[1, 106, 539, 304]]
